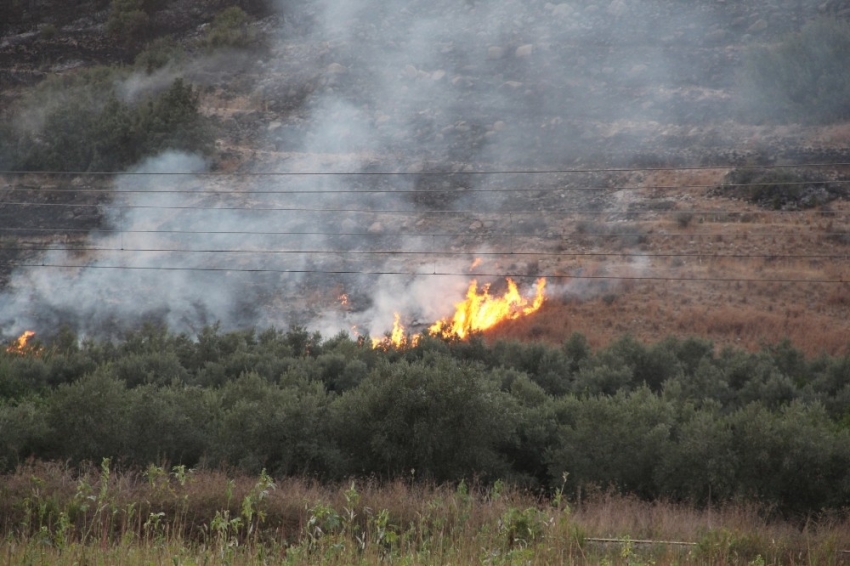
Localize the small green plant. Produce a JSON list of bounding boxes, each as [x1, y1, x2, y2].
[[306, 502, 342, 545], [675, 211, 694, 228], [499, 507, 548, 548], [241, 468, 275, 541], [39, 24, 58, 40], [134, 37, 185, 73], [203, 6, 255, 50], [106, 0, 150, 48]]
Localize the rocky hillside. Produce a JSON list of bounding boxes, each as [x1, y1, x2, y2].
[[1, 0, 850, 354]]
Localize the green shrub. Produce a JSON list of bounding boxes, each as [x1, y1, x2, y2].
[[718, 167, 843, 210], [39, 23, 58, 40], [740, 18, 850, 124], [134, 37, 185, 73], [8, 73, 213, 172], [106, 0, 150, 48], [203, 6, 255, 50]]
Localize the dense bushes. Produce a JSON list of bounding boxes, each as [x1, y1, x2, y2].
[[717, 167, 844, 210], [740, 18, 850, 124], [202, 6, 256, 50], [1, 69, 213, 172], [106, 0, 150, 47], [2, 325, 850, 515]]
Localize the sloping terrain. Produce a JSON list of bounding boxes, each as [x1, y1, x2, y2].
[[1, 0, 850, 354]]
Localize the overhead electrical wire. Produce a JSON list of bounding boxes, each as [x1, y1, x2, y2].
[[3, 164, 848, 287], [6, 244, 850, 260], [12, 262, 849, 284], [3, 227, 850, 238], [0, 200, 844, 216], [1, 161, 849, 176], [4, 179, 850, 195]]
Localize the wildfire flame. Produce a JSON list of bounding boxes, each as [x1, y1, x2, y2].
[[6, 330, 37, 355], [369, 277, 547, 350], [469, 258, 483, 271], [339, 293, 350, 307], [429, 278, 546, 339], [371, 313, 420, 350]]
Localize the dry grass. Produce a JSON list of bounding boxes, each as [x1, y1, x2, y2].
[[488, 184, 850, 357], [2, 462, 849, 565]]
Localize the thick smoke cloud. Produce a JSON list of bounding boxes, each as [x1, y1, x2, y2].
[[2, 0, 777, 340]]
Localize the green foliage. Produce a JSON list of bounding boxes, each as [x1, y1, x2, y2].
[[134, 37, 185, 74], [106, 0, 150, 48], [2, 326, 850, 513], [499, 507, 548, 548], [740, 18, 850, 124], [719, 167, 843, 210], [39, 24, 58, 40], [332, 356, 516, 481], [548, 388, 675, 498], [203, 6, 256, 50], [5, 72, 213, 172]]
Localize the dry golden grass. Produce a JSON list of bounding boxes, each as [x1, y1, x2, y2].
[[489, 181, 850, 357]]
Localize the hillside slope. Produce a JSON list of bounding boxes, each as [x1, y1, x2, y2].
[[1, 0, 850, 354]]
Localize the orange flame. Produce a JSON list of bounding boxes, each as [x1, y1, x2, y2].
[[429, 278, 546, 339], [469, 258, 483, 271], [6, 330, 37, 355], [339, 293, 350, 306], [371, 313, 420, 350]]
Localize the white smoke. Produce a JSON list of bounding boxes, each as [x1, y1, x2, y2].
[[1, 0, 741, 340]]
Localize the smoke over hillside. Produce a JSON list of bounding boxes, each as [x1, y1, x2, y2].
[[0, 0, 835, 340]]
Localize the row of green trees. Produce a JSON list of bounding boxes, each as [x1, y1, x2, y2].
[[2, 325, 850, 515]]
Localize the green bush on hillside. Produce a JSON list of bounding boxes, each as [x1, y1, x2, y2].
[[134, 37, 185, 73], [202, 6, 256, 50], [106, 0, 150, 47], [740, 18, 850, 124], [717, 167, 843, 210], [4, 70, 213, 172]]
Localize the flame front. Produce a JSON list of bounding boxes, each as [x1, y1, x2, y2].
[[429, 278, 546, 339], [371, 313, 420, 350], [6, 330, 37, 355]]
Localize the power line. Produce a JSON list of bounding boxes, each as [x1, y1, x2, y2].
[[7, 245, 850, 261], [5, 226, 850, 239], [1, 200, 844, 215], [2, 162, 850, 176], [13, 262, 849, 283], [4, 179, 850, 195], [8, 246, 850, 262]]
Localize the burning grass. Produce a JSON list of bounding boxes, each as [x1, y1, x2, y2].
[[4, 330, 39, 356], [372, 277, 547, 349]]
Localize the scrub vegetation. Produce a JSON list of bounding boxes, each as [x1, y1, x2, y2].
[[2, 327, 850, 563], [0, 69, 213, 172], [2, 326, 850, 517]]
